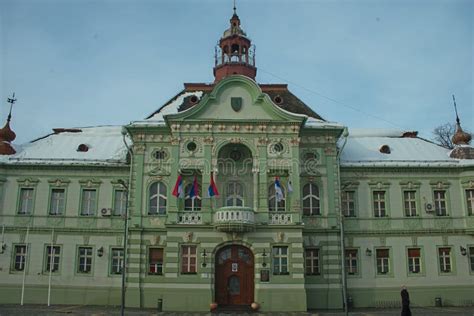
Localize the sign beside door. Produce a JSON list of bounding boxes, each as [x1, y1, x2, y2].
[[232, 262, 238, 272]]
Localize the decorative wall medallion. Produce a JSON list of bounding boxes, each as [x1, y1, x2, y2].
[[231, 97, 243, 112], [83, 235, 90, 246], [184, 232, 194, 242], [276, 232, 285, 242]]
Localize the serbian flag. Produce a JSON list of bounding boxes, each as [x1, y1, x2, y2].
[[275, 177, 284, 202], [208, 172, 219, 197], [172, 174, 184, 198], [189, 176, 199, 198]]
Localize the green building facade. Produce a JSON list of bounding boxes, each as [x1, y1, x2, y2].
[[0, 10, 473, 312]]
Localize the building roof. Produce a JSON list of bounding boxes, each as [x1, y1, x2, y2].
[[341, 128, 474, 167], [0, 126, 129, 166], [135, 83, 335, 127]]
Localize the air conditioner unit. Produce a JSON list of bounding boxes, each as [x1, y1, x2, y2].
[[425, 203, 434, 212], [101, 208, 112, 216]]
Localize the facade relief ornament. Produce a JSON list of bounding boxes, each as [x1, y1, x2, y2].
[[276, 232, 285, 242], [258, 124, 267, 132], [184, 232, 194, 242], [203, 136, 214, 145], [170, 137, 180, 145], [133, 144, 146, 154], [83, 235, 90, 246], [48, 178, 70, 187]]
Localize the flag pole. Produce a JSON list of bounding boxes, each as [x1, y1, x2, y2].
[[47, 229, 54, 306], [20, 226, 29, 306]]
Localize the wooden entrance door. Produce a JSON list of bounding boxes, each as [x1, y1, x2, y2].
[[215, 245, 254, 306]]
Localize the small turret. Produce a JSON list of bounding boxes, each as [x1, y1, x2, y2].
[[0, 93, 17, 155], [449, 95, 473, 159]]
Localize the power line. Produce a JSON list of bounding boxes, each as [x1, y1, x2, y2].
[[259, 67, 407, 130]]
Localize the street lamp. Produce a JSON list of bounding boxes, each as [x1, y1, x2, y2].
[[117, 179, 129, 316]]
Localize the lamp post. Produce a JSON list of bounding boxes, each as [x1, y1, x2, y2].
[[118, 179, 129, 316]]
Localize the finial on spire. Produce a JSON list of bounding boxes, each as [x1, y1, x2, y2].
[[6, 92, 17, 122], [452, 94, 460, 125], [233, 0, 236, 14]]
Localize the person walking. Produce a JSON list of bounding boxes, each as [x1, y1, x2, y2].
[[401, 285, 412, 316]]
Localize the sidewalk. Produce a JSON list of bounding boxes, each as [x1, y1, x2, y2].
[[0, 305, 473, 316]]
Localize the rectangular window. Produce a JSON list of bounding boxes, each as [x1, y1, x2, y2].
[[113, 190, 127, 216], [305, 248, 320, 275], [403, 191, 417, 217], [407, 248, 421, 274], [438, 247, 451, 273], [49, 189, 65, 215], [376, 249, 390, 274], [273, 246, 288, 275], [14, 245, 27, 271], [469, 247, 474, 272], [373, 191, 386, 217], [77, 247, 93, 273], [81, 189, 97, 216], [181, 245, 197, 274], [45, 246, 61, 272], [149, 248, 164, 275], [434, 190, 447, 216], [345, 249, 358, 275], [341, 191, 355, 217], [466, 189, 474, 216], [18, 188, 34, 214], [111, 248, 124, 274]]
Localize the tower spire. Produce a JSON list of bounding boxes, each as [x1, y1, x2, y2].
[[233, 0, 236, 15], [452, 94, 460, 125], [0, 92, 17, 155], [451, 94, 471, 146]]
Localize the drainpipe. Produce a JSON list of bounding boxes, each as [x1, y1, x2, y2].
[[336, 127, 349, 316], [120, 128, 134, 316]]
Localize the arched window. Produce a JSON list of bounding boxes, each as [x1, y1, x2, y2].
[[226, 181, 244, 207], [268, 184, 285, 212], [149, 182, 167, 215], [185, 183, 201, 211], [302, 183, 320, 215]]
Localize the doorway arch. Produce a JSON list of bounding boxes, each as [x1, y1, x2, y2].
[[215, 244, 254, 306]]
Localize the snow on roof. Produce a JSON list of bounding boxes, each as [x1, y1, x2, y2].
[[133, 91, 204, 125], [0, 126, 129, 166], [341, 129, 474, 167], [304, 117, 344, 129]]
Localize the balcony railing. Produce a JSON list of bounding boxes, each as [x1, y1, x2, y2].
[[177, 212, 202, 224], [214, 206, 256, 232], [269, 212, 293, 225]]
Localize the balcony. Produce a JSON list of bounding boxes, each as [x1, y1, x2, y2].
[[177, 212, 202, 224], [214, 206, 256, 232]]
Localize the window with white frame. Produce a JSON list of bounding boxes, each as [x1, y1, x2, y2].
[[77, 247, 92, 273], [302, 183, 320, 216], [373, 191, 386, 217], [80, 189, 97, 216], [305, 248, 320, 275], [466, 189, 474, 216], [438, 247, 451, 273], [184, 183, 201, 211], [376, 249, 390, 274], [434, 190, 447, 216], [149, 182, 167, 214], [14, 245, 27, 271], [113, 189, 127, 216], [226, 181, 244, 207], [111, 248, 124, 274], [49, 188, 65, 215], [403, 191, 417, 217], [407, 248, 421, 274], [469, 247, 474, 272], [149, 248, 164, 275], [18, 188, 34, 214], [268, 184, 285, 212], [272, 246, 288, 275], [45, 246, 61, 272], [181, 245, 197, 274], [341, 191, 355, 217], [345, 249, 358, 275]]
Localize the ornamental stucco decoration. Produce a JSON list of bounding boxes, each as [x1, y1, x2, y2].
[[184, 232, 194, 242], [116, 235, 123, 246]]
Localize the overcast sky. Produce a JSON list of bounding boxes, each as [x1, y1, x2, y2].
[[1, 0, 472, 144]]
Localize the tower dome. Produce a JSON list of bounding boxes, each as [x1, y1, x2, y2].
[[213, 7, 257, 82]]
